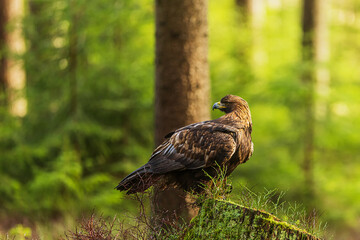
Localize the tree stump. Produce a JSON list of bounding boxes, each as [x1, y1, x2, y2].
[[185, 199, 321, 240]]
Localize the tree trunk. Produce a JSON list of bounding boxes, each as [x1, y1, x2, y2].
[[0, 0, 8, 103], [234, 0, 256, 88], [68, 0, 78, 116], [154, 0, 210, 225], [187, 199, 321, 239], [236, 0, 265, 76], [314, 0, 330, 119], [0, 0, 26, 115], [301, 0, 317, 205], [235, 0, 250, 23], [301, 0, 329, 207]]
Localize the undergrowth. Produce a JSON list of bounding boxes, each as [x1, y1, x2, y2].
[[61, 167, 326, 239], [232, 185, 327, 237]]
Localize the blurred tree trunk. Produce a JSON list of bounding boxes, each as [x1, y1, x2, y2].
[[235, 0, 250, 23], [154, 0, 210, 226], [314, 0, 330, 119], [26, 1, 53, 134], [301, 0, 329, 206], [235, 0, 252, 83], [301, 0, 319, 205], [68, 0, 78, 116], [235, 0, 265, 78], [0, 0, 26, 115], [0, 0, 8, 104]]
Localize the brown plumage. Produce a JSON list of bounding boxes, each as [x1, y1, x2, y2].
[[116, 95, 253, 194]]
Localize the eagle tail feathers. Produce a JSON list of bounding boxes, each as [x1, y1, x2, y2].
[[115, 164, 157, 194]]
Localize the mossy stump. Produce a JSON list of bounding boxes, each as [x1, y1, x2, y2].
[[185, 199, 321, 240]]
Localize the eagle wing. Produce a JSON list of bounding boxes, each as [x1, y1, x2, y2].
[[147, 122, 240, 174]]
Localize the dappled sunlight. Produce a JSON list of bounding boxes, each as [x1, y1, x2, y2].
[[0, 0, 359, 239]]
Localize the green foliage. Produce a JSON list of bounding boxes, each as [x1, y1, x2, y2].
[[3, 224, 33, 240], [209, 1, 360, 238], [0, 0, 154, 227], [0, 0, 359, 238], [61, 174, 323, 240]]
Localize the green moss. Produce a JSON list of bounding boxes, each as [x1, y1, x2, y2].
[[185, 199, 321, 240]]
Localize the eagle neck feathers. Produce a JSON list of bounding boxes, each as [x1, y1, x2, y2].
[[218, 106, 252, 130]]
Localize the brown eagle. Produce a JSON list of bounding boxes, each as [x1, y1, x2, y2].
[[116, 95, 253, 194]]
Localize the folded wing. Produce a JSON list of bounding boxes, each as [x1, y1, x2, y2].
[[147, 122, 239, 174]]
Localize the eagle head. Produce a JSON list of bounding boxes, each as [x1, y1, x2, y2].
[[212, 94, 250, 114]]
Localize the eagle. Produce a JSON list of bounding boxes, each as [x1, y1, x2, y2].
[[116, 95, 253, 194]]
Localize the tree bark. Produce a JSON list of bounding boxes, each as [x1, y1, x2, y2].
[[154, 0, 210, 225]]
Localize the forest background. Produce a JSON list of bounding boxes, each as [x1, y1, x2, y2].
[[0, 0, 359, 239]]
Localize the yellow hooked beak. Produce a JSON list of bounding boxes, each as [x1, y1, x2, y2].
[[212, 101, 226, 110]]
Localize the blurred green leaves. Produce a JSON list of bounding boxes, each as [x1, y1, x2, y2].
[[0, 0, 359, 238], [0, 0, 154, 223]]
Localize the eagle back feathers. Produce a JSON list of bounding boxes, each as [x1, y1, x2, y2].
[[116, 95, 253, 194], [148, 121, 239, 174]]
